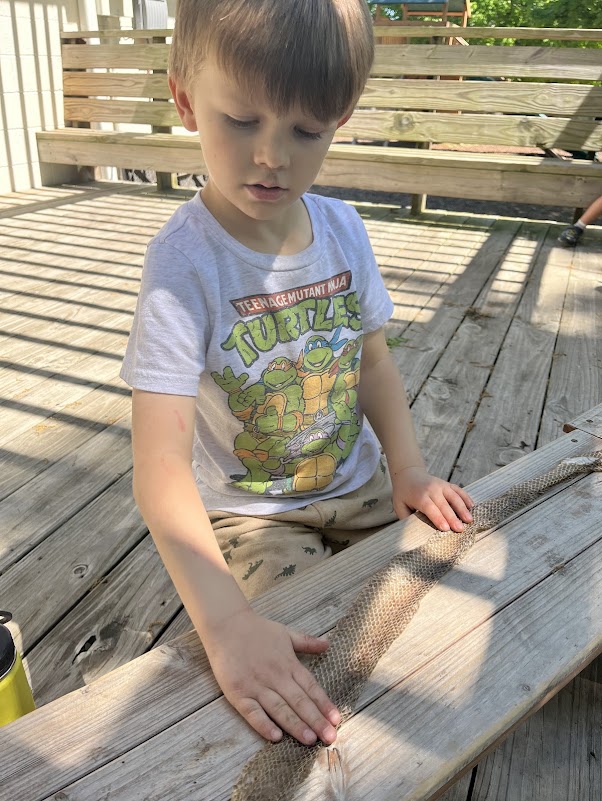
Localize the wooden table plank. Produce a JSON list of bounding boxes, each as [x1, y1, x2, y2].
[[471, 665, 601, 801], [297, 541, 601, 801], [564, 403, 602, 438], [1, 429, 599, 801], [23, 472, 602, 801]]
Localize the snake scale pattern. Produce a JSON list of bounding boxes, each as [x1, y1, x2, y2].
[[231, 451, 602, 801]]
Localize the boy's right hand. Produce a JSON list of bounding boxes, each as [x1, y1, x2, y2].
[[202, 608, 341, 745]]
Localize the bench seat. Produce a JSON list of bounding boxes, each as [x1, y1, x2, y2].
[[37, 127, 602, 206]]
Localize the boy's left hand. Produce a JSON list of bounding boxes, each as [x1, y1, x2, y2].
[[393, 467, 473, 532]]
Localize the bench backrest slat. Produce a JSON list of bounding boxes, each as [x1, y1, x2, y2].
[[62, 42, 602, 81], [342, 111, 602, 150], [62, 43, 168, 70], [371, 25, 602, 42], [359, 79, 602, 116], [63, 97, 178, 126], [60, 26, 602, 42], [372, 44, 602, 81], [63, 72, 602, 118], [63, 72, 172, 100]]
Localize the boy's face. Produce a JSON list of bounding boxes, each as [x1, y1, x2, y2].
[[170, 58, 346, 228]]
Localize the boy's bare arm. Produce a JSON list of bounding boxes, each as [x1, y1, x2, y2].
[[358, 329, 473, 532], [131, 389, 340, 745]]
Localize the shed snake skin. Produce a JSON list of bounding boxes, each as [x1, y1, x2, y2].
[[231, 451, 602, 801]]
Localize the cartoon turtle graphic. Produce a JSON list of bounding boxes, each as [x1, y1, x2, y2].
[[298, 326, 348, 427]]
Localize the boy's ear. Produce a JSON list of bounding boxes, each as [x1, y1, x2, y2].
[[168, 76, 199, 132], [336, 112, 353, 129]]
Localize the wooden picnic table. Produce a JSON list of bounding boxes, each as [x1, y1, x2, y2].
[[1, 406, 601, 801]]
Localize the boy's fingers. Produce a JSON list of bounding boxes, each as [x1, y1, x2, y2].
[[423, 496, 467, 532], [440, 498, 466, 531], [289, 629, 330, 655], [275, 681, 338, 745], [237, 696, 283, 742], [450, 483, 474, 511], [294, 665, 341, 730], [394, 499, 412, 519], [420, 498, 451, 531], [443, 485, 473, 522], [258, 687, 320, 745]]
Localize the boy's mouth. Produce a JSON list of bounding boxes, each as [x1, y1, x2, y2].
[[245, 184, 288, 202]]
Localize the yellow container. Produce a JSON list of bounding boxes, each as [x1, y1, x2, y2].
[[0, 612, 36, 727]]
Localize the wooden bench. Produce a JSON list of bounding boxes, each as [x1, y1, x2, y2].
[[38, 26, 602, 213], [2, 408, 600, 801]]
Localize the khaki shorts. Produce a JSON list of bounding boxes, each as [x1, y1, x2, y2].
[[209, 458, 396, 598]]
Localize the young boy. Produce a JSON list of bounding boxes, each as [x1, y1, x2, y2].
[[121, 0, 473, 750]]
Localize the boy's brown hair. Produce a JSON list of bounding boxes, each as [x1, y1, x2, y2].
[[168, 0, 374, 123]]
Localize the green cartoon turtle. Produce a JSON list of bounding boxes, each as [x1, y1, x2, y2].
[[298, 330, 345, 427], [213, 361, 302, 492], [253, 357, 303, 435], [328, 334, 363, 424]]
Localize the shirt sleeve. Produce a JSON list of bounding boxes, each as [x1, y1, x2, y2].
[[349, 208, 394, 333], [120, 242, 210, 396]]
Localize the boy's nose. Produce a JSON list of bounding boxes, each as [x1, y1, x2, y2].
[[253, 134, 290, 171]]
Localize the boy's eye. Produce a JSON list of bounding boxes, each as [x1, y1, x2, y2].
[[224, 115, 323, 141], [225, 115, 257, 129], [295, 127, 323, 141]]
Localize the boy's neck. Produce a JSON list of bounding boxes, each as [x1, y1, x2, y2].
[[201, 182, 313, 256]]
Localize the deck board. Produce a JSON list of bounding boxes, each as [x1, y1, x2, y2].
[[411, 221, 548, 479], [0, 182, 600, 801], [450, 226, 572, 486], [0, 382, 130, 500]]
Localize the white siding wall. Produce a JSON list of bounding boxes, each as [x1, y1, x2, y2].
[[0, 0, 167, 193]]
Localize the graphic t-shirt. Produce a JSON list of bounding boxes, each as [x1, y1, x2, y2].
[[120, 192, 394, 514]]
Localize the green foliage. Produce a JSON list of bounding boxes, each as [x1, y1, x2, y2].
[[471, 0, 602, 30], [369, 1, 602, 27], [369, 1, 602, 46]]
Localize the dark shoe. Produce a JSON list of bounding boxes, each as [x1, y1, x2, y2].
[[557, 224, 583, 247]]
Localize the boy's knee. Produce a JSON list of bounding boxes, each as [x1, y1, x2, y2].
[[221, 529, 330, 598]]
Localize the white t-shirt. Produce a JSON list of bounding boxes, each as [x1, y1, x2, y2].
[[120, 191, 394, 514]]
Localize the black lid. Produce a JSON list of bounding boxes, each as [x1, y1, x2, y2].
[[0, 612, 16, 678]]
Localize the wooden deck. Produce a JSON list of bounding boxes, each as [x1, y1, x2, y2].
[[1, 182, 600, 799]]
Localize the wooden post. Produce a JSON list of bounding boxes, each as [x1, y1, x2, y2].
[[410, 142, 431, 215], [67, 36, 95, 184], [151, 34, 174, 191]]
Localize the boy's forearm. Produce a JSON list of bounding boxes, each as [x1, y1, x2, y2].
[[133, 457, 250, 639], [358, 349, 425, 478]]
